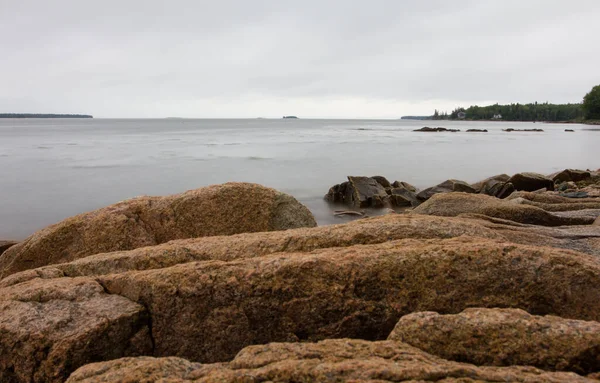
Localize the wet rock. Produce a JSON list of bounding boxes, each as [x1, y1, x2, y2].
[[0, 277, 151, 383], [552, 169, 592, 183], [0, 240, 17, 256], [389, 308, 600, 375], [412, 192, 595, 226], [503, 128, 544, 132], [561, 191, 591, 199], [0, 183, 316, 278], [391, 180, 417, 192], [325, 176, 390, 208], [508, 172, 555, 192], [416, 179, 478, 201], [390, 187, 420, 207], [466, 129, 488, 132], [66, 339, 594, 383], [566, 129, 575, 132], [413, 126, 460, 132], [370, 175, 391, 188]]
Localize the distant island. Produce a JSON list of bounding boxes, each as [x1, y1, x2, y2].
[[283, 116, 298, 119], [0, 114, 93, 119]]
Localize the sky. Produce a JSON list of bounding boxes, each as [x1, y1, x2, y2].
[[1, 0, 599, 118]]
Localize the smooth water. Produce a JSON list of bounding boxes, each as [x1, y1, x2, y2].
[[1, 118, 598, 239]]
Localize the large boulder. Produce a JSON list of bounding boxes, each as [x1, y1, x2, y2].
[[389, 187, 420, 207], [325, 176, 390, 208], [0, 183, 316, 278], [471, 174, 511, 192], [66, 339, 594, 383], [416, 179, 476, 201], [508, 172, 555, 192], [412, 192, 595, 226], [2, 235, 600, 382], [389, 308, 600, 375], [551, 169, 592, 183], [0, 240, 17, 256]]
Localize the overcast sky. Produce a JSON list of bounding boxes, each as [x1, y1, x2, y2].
[[1, 0, 599, 118]]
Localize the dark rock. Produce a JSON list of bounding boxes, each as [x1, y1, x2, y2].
[[471, 174, 511, 192], [391, 181, 417, 192], [565, 129, 575, 132], [413, 127, 460, 132], [508, 172, 555, 192], [503, 128, 544, 132], [326, 177, 391, 208], [390, 187, 420, 207], [552, 169, 592, 183], [370, 175, 391, 188], [416, 179, 477, 201], [466, 129, 488, 132], [0, 241, 17, 256]]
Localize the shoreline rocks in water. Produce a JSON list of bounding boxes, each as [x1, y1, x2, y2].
[[503, 128, 544, 132], [413, 126, 460, 132], [1, 177, 600, 382]]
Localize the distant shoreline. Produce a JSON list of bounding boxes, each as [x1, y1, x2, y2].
[[0, 114, 93, 119]]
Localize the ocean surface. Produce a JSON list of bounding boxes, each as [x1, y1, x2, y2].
[[1, 118, 598, 239]]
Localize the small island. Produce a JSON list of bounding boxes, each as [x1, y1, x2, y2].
[[0, 113, 93, 119], [283, 116, 298, 119]]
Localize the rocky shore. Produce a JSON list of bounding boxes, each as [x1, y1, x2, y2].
[[1, 173, 600, 382]]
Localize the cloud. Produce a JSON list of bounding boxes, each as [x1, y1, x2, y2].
[[1, 0, 599, 117]]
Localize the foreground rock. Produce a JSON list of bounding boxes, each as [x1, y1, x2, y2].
[[412, 192, 595, 226], [508, 172, 555, 191], [3, 230, 600, 382], [416, 179, 476, 201], [0, 240, 17, 256], [66, 339, 594, 383], [0, 277, 151, 383], [389, 308, 600, 375], [0, 183, 316, 278]]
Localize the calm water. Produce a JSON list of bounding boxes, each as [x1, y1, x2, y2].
[[1, 118, 598, 239]]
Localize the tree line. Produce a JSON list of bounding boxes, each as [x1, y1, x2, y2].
[[432, 103, 583, 122]]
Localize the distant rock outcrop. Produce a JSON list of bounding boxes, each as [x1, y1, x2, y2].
[[413, 126, 460, 132]]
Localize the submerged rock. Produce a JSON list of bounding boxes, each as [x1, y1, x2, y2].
[[0, 183, 316, 279], [389, 308, 600, 375], [508, 172, 555, 192], [66, 339, 594, 383]]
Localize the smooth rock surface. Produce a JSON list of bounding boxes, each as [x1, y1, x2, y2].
[[66, 339, 595, 383], [389, 308, 600, 375], [0, 183, 316, 278], [508, 172, 555, 192]]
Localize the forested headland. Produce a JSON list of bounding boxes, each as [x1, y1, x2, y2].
[[431, 103, 583, 122], [0, 114, 93, 118]]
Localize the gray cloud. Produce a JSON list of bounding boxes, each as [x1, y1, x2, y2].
[[1, 0, 599, 117]]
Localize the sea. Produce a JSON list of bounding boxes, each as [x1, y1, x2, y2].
[[1, 118, 598, 240]]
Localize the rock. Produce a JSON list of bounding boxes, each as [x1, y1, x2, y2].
[[0, 240, 17, 256], [466, 129, 488, 132], [503, 128, 544, 132], [413, 127, 460, 132], [389, 187, 420, 207], [561, 191, 591, 198], [3, 233, 600, 377], [416, 179, 478, 201], [471, 174, 510, 191], [505, 192, 600, 212], [595, 216, 600, 226], [66, 339, 594, 383], [391, 180, 417, 192], [551, 209, 600, 221], [552, 169, 592, 183], [412, 192, 595, 226], [370, 175, 391, 188], [0, 183, 316, 278], [566, 129, 575, 132], [326, 176, 391, 208], [508, 172, 555, 192], [389, 308, 600, 375], [0, 277, 151, 383]]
